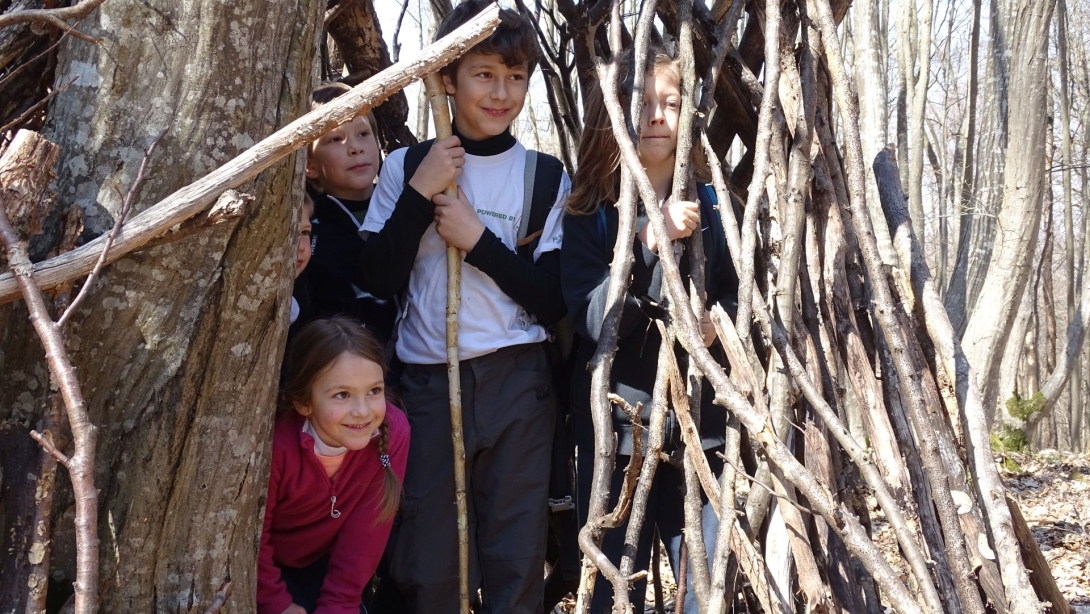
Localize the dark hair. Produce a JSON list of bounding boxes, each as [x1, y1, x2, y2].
[[281, 317, 401, 522], [434, 0, 541, 82], [566, 41, 709, 215]]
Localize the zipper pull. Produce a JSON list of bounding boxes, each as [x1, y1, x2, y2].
[[330, 495, 341, 519]]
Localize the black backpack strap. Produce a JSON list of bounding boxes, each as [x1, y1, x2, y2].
[[516, 151, 566, 260], [401, 139, 436, 188]]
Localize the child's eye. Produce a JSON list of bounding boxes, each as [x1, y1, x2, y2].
[[359, 130, 370, 138], [509, 73, 526, 81], [333, 391, 349, 399], [368, 385, 384, 396], [477, 72, 492, 79], [328, 135, 343, 143]]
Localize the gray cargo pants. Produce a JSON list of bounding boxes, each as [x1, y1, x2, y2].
[[389, 343, 555, 614]]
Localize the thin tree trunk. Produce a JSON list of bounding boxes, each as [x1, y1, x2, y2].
[[853, 0, 895, 264], [907, 0, 933, 249], [1056, 0, 1081, 432], [960, 0, 1055, 418]]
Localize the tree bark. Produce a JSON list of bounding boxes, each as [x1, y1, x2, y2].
[[0, 1, 324, 610], [1055, 0, 1081, 434], [907, 0, 932, 252], [960, 0, 1055, 417], [326, 0, 417, 152], [852, 0, 894, 265]]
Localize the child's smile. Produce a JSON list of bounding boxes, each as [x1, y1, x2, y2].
[[295, 351, 387, 450], [444, 53, 528, 141]]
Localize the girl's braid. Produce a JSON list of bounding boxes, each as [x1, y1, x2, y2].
[[375, 419, 401, 522], [378, 421, 391, 469]]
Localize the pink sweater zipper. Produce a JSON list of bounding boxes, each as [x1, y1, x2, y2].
[[302, 434, 354, 519]]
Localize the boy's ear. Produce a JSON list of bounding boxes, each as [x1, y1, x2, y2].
[[305, 158, 320, 180], [442, 72, 457, 95]]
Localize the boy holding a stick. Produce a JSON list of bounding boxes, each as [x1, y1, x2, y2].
[[359, 1, 570, 612]]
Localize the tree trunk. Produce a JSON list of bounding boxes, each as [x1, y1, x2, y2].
[[327, 0, 417, 152], [0, 1, 321, 611], [1055, 0, 1081, 436], [852, 0, 895, 264], [960, 0, 1054, 416], [945, 0, 1000, 337], [907, 0, 932, 251]]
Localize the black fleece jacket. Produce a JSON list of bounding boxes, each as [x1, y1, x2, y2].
[[302, 192, 398, 343], [560, 194, 739, 455], [359, 127, 566, 328]]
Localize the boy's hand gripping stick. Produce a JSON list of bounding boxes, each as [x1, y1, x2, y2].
[[423, 72, 470, 614]]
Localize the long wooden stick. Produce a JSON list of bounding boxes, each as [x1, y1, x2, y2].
[[422, 72, 470, 614], [0, 4, 501, 306]]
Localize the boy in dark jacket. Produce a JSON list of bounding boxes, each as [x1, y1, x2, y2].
[[301, 83, 398, 343]]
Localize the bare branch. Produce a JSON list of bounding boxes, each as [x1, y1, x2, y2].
[[0, 78, 78, 136], [30, 428, 70, 466], [58, 128, 167, 328], [0, 0, 106, 43], [200, 580, 234, 614], [0, 6, 503, 306], [0, 130, 100, 614]]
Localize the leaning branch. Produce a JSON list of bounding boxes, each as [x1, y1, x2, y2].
[[0, 130, 99, 614], [0, 4, 502, 306], [0, 0, 106, 43], [870, 147, 1042, 613]]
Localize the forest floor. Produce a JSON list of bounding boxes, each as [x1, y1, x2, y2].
[[1001, 450, 1090, 613], [552, 450, 1090, 613]]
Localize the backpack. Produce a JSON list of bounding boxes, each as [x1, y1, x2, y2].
[[402, 140, 566, 261]]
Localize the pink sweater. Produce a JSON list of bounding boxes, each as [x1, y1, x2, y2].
[[258, 404, 409, 614]]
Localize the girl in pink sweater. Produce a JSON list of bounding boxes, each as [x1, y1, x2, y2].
[[259, 317, 409, 614]]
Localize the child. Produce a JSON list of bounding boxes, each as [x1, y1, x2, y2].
[[559, 42, 739, 612], [358, 1, 569, 611], [289, 194, 314, 333], [259, 317, 410, 614], [303, 83, 398, 344]]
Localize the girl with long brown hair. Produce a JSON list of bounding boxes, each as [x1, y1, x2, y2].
[[559, 42, 740, 612], [259, 316, 408, 614]]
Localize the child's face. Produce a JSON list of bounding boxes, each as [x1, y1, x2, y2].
[[306, 115, 380, 201], [444, 53, 529, 141], [637, 68, 682, 174], [294, 351, 386, 451], [295, 207, 312, 278]]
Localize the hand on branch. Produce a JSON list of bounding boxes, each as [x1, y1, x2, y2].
[[408, 135, 465, 200], [639, 199, 699, 253], [701, 309, 716, 347], [433, 187, 485, 252]]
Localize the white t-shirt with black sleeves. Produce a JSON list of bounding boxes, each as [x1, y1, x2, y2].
[[362, 141, 570, 365]]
